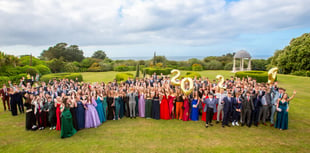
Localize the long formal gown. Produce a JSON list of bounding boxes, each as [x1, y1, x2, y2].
[[152, 96, 160, 120], [95, 97, 105, 123], [168, 95, 175, 119], [85, 100, 101, 128], [70, 107, 78, 130], [190, 99, 199, 121], [102, 97, 108, 121], [24, 103, 36, 130], [145, 98, 152, 118], [119, 97, 125, 118], [275, 101, 289, 130], [56, 103, 61, 131], [75, 101, 85, 130], [201, 96, 208, 122], [182, 98, 190, 121], [60, 107, 77, 138], [160, 95, 170, 120], [107, 97, 114, 120], [114, 97, 121, 120], [10, 94, 18, 116], [138, 94, 145, 117]]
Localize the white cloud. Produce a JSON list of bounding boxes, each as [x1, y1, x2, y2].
[[0, 0, 309, 56]]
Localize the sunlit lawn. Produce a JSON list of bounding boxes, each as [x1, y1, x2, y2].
[[0, 71, 309, 153]]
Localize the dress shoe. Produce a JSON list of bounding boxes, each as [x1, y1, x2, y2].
[[216, 121, 219, 124], [263, 123, 267, 126], [222, 125, 225, 128], [205, 124, 208, 128], [232, 122, 235, 126], [235, 122, 239, 126], [210, 123, 213, 126], [241, 123, 245, 127]]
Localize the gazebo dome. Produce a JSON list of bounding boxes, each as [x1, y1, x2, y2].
[[234, 50, 251, 58]]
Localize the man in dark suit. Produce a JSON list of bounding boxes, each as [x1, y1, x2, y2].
[[0, 84, 10, 111], [222, 91, 234, 128], [242, 92, 254, 127]]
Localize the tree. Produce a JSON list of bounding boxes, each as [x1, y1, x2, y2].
[[92, 50, 107, 60], [40, 43, 84, 62], [269, 33, 310, 74], [47, 57, 65, 73]]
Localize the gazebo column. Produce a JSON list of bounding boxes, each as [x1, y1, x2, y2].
[[241, 58, 244, 71], [248, 58, 251, 71], [233, 57, 236, 72], [239, 58, 242, 71]]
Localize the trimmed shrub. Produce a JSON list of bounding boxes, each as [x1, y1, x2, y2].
[[0, 76, 10, 86], [87, 62, 101, 72], [143, 67, 173, 75], [183, 71, 202, 79], [235, 71, 273, 83], [114, 65, 129, 71], [179, 67, 192, 71], [20, 65, 39, 76], [192, 64, 203, 71], [19, 55, 45, 66], [128, 66, 136, 71], [291, 71, 310, 77], [115, 72, 134, 81], [64, 62, 79, 72], [9, 73, 27, 83], [35, 64, 51, 75], [40, 73, 83, 82]]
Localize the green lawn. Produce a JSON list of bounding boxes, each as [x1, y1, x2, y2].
[[0, 71, 309, 153]]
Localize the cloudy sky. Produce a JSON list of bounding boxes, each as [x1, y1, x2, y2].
[[0, 0, 309, 59]]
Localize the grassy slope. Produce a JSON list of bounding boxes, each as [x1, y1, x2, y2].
[[0, 71, 309, 153]]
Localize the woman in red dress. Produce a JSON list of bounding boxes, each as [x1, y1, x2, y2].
[[160, 90, 170, 120], [182, 95, 190, 121], [55, 97, 62, 131], [168, 89, 175, 119], [201, 90, 208, 122]]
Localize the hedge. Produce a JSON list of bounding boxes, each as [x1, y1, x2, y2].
[[0, 76, 10, 86], [35, 64, 51, 75], [115, 72, 134, 81], [183, 71, 202, 79], [192, 64, 203, 71], [143, 67, 173, 75], [235, 71, 275, 83], [20, 65, 40, 76], [291, 71, 310, 77], [114, 65, 129, 72], [40, 73, 83, 82], [9, 73, 27, 83]]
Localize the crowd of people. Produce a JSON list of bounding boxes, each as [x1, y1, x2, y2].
[[0, 72, 296, 138]]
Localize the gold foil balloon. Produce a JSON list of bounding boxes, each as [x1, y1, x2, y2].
[[216, 75, 226, 89], [180, 77, 194, 96], [268, 67, 278, 84], [171, 69, 181, 86]]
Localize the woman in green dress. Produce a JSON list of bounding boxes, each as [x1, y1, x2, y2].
[[60, 97, 77, 138], [275, 91, 296, 130], [102, 91, 108, 122]]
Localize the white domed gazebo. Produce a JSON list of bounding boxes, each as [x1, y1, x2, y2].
[[233, 50, 251, 72]]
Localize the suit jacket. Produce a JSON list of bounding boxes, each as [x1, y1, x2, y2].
[[222, 96, 234, 112], [242, 96, 254, 111], [203, 98, 218, 113], [0, 88, 10, 99]]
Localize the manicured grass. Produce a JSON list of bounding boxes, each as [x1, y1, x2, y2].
[[0, 71, 309, 153]]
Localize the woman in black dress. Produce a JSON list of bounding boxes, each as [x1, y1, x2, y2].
[[107, 90, 114, 120], [9, 88, 18, 116], [152, 91, 160, 120], [69, 94, 78, 130], [24, 93, 36, 130]]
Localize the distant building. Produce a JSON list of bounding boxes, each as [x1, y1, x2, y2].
[[232, 50, 252, 72]]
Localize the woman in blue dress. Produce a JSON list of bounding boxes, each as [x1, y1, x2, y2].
[[190, 91, 200, 121], [275, 91, 296, 130], [95, 92, 105, 123], [75, 94, 86, 130]]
